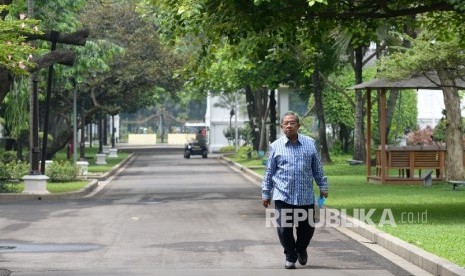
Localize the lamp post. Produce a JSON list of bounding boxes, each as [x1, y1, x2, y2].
[[111, 114, 116, 148], [40, 30, 59, 174], [108, 113, 118, 158], [80, 98, 86, 160], [95, 110, 107, 165], [76, 96, 89, 177], [23, 73, 49, 194], [98, 111, 103, 154], [234, 90, 239, 154], [30, 74, 41, 175], [229, 108, 234, 145], [73, 80, 77, 165]]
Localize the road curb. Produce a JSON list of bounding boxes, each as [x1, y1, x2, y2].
[[0, 152, 135, 202], [0, 179, 98, 202], [337, 211, 465, 276], [220, 156, 264, 183], [87, 152, 135, 181], [220, 155, 465, 276]]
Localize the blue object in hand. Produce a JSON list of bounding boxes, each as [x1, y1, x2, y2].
[[317, 196, 326, 208]]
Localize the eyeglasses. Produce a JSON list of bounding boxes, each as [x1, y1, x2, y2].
[[282, 121, 297, 126]]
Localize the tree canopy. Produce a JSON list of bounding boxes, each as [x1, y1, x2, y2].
[[0, 5, 40, 74]]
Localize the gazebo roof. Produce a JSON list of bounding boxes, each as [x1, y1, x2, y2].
[[351, 72, 465, 90]]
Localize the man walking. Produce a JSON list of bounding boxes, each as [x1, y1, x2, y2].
[[261, 111, 329, 269]]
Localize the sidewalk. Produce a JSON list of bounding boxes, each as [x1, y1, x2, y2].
[[220, 155, 465, 276]]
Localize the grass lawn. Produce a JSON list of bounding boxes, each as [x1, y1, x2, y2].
[[53, 147, 130, 173], [0, 146, 132, 194], [0, 181, 90, 194], [229, 154, 465, 267]]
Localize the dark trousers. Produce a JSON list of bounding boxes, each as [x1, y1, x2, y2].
[[274, 200, 315, 262]]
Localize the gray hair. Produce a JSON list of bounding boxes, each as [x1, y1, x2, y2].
[[280, 111, 300, 124]]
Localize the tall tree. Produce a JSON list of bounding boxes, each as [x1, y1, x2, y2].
[[151, 0, 463, 156], [36, 0, 182, 156], [378, 11, 465, 180]]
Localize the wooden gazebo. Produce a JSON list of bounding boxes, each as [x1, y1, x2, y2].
[[352, 73, 465, 184]]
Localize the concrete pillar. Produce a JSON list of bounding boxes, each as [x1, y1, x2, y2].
[[22, 175, 50, 194], [108, 148, 118, 158], [95, 153, 107, 165], [76, 161, 89, 177]]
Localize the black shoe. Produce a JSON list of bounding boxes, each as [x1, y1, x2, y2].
[[285, 261, 296, 269], [297, 252, 308, 265]]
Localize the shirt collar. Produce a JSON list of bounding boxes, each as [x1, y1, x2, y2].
[[284, 133, 301, 145]]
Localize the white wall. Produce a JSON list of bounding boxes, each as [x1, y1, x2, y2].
[[205, 87, 298, 151], [277, 87, 290, 121], [417, 89, 465, 129], [417, 90, 445, 128], [206, 92, 248, 152]]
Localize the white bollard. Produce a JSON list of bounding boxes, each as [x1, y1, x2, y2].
[[95, 153, 107, 165], [22, 175, 50, 194], [108, 148, 118, 158], [76, 160, 89, 177]]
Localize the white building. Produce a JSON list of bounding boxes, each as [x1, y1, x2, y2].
[[205, 92, 248, 152], [205, 88, 294, 152], [417, 89, 465, 129]]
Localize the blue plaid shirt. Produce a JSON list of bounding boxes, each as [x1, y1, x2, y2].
[[262, 134, 328, 206]]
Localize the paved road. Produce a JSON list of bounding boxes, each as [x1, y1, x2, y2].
[[0, 148, 414, 275]]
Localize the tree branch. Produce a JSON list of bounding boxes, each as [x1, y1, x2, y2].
[[26, 28, 90, 46], [30, 49, 74, 72], [318, 71, 355, 108], [305, 1, 456, 20], [90, 87, 101, 107], [362, 44, 386, 67]]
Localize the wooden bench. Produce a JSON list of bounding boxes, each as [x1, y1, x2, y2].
[[374, 148, 446, 182], [414, 151, 441, 178], [447, 180, 465, 190], [388, 151, 410, 177]]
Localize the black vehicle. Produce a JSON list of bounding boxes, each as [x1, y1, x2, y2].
[[184, 140, 208, 158]]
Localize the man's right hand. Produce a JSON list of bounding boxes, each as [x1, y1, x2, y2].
[[262, 199, 271, 208]]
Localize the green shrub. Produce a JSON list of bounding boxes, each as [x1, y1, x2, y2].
[[0, 161, 29, 181], [2, 151, 17, 164], [219, 145, 235, 153], [46, 161, 79, 182], [237, 145, 253, 159], [0, 162, 11, 180], [6, 161, 29, 181]]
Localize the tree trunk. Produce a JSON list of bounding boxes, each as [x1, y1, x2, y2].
[[339, 123, 351, 153], [16, 135, 24, 161], [353, 46, 366, 162], [0, 69, 11, 105], [244, 85, 259, 151], [312, 66, 332, 164], [257, 87, 268, 152], [377, 90, 399, 143], [438, 69, 464, 180], [103, 114, 108, 145], [385, 89, 399, 141], [45, 113, 73, 159], [27, 0, 34, 17], [269, 89, 277, 143]]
